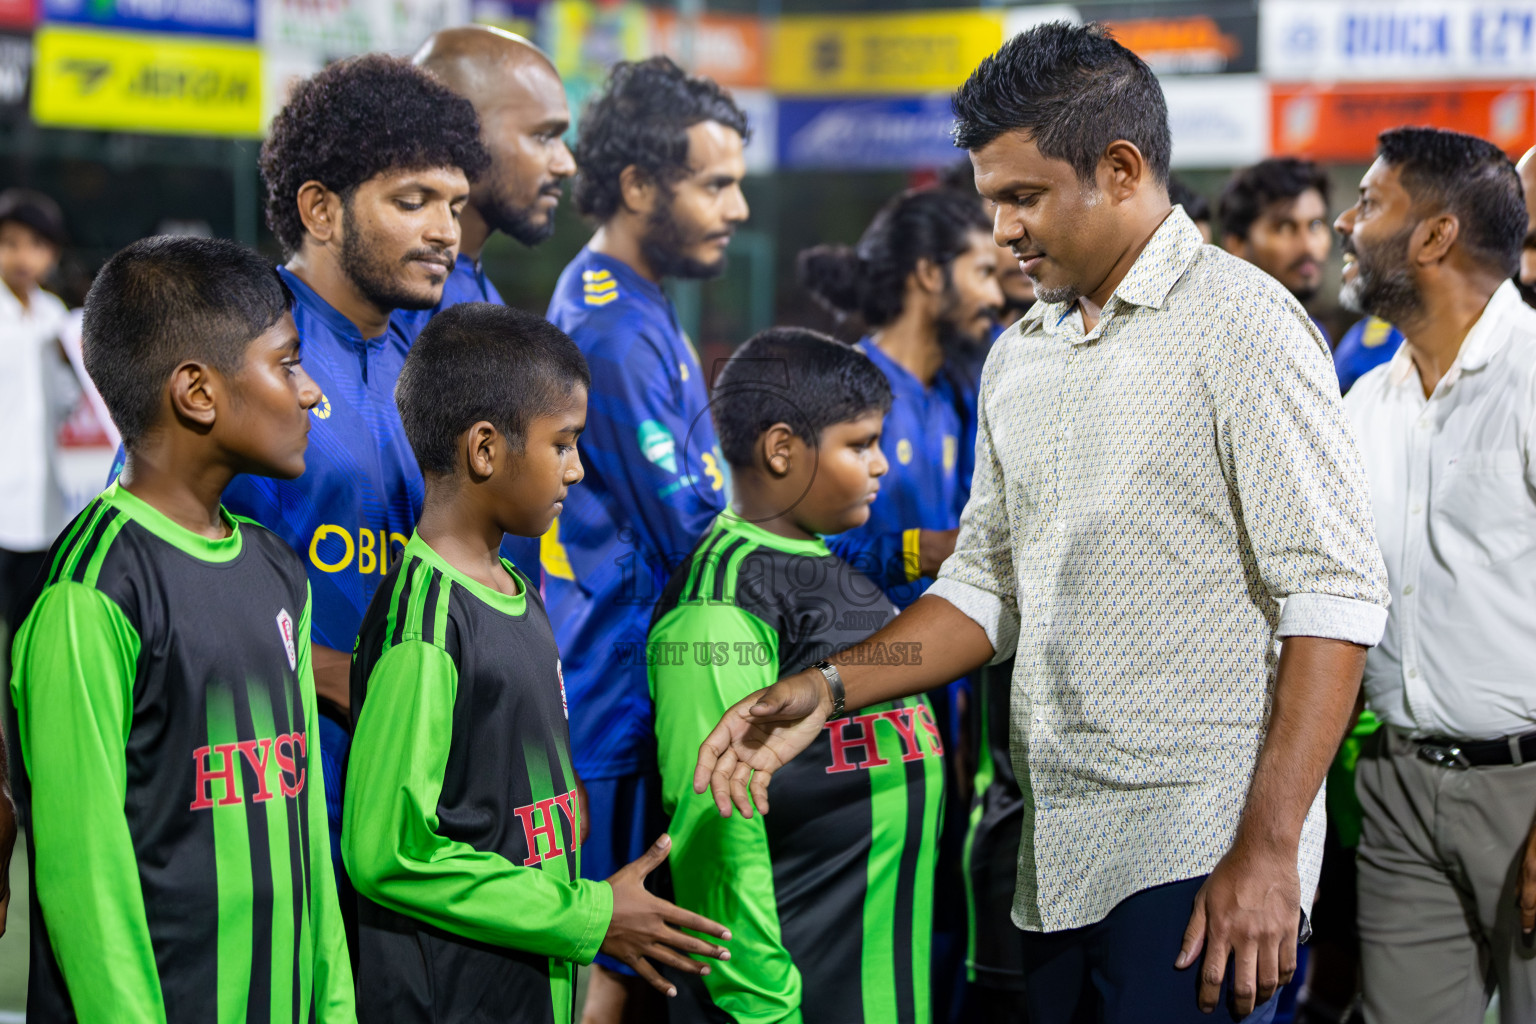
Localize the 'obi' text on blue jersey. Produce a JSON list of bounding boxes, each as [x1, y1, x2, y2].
[[395, 257, 540, 578], [222, 266, 425, 652], [544, 248, 726, 779], [1333, 316, 1404, 395], [829, 338, 977, 608]]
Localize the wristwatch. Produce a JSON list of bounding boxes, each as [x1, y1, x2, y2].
[[812, 660, 846, 720]]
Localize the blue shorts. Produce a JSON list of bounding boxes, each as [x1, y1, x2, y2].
[[581, 771, 666, 976]]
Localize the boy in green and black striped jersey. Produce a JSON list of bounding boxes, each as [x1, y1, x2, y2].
[[342, 303, 729, 1024], [8, 237, 354, 1023], [650, 328, 946, 1024]]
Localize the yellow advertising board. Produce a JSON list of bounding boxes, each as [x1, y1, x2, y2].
[[771, 10, 1003, 95], [33, 26, 262, 137]]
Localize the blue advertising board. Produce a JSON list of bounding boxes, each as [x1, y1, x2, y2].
[[777, 95, 960, 170], [43, 0, 255, 39]]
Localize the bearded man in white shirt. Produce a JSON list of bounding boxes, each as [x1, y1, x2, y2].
[[1336, 127, 1536, 1024]]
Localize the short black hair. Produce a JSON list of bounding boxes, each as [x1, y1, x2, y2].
[[1376, 127, 1525, 278], [713, 328, 892, 469], [261, 54, 490, 256], [798, 188, 991, 328], [396, 303, 590, 476], [1217, 158, 1330, 241], [1169, 176, 1211, 224], [0, 188, 66, 247], [573, 56, 750, 222], [952, 21, 1170, 187], [83, 236, 293, 448]]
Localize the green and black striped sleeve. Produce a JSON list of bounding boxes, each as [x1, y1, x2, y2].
[[650, 602, 805, 1024], [342, 639, 613, 961], [11, 581, 162, 1023]]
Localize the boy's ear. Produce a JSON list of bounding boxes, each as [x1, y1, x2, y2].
[[465, 420, 500, 481], [761, 422, 796, 478], [168, 361, 218, 431], [912, 256, 946, 297]]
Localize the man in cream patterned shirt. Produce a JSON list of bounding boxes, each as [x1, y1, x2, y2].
[[693, 23, 1389, 1024]]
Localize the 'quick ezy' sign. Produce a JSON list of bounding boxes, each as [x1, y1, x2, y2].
[[1263, 1, 1536, 80]]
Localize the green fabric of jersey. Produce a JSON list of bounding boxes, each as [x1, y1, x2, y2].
[[9, 483, 354, 1024], [650, 515, 944, 1024], [345, 532, 612, 1024]]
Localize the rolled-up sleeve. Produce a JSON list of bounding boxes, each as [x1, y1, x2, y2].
[[928, 353, 1020, 664], [1208, 293, 1390, 646]]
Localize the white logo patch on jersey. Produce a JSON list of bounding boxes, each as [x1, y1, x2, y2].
[[557, 659, 568, 719], [276, 609, 297, 670]]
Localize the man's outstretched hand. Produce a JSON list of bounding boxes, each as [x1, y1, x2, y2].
[[692, 670, 831, 819]]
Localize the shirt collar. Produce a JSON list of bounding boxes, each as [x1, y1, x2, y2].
[[1029, 207, 1204, 341], [276, 265, 384, 346], [1384, 280, 1524, 391]]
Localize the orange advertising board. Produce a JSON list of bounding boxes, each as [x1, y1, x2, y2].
[[650, 10, 764, 89], [1272, 83, 1536, 162]]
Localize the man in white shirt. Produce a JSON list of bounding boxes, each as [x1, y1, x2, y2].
[[0, 190, 68, 629], [1337, 127, 1536, 1024]]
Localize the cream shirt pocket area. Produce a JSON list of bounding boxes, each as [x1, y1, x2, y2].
[[1431, 448, 1534, 567]]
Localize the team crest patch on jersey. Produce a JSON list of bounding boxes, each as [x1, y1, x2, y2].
[[557, 659, 568, 719], [1362, 318, 1393, 349], [896, 438, 913, 465], [276, 609, 297, 670], [582, 269, 619, 307], [638, 419, 679, 474], [312, 394, 332, 420]]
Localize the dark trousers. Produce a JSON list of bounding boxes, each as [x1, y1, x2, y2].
[[1018, 876, 1282, 1024]]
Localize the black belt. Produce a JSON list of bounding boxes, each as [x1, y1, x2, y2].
[[1415, 730, 1536, 769]]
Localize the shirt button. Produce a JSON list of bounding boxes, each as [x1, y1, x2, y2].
[[1056, 521, 1067, 533], [1407, 668, 1418, 679], [1417, 419, 1430, 430], [1403, 584, 1415, 595], [1411, 503, 1423, 514]]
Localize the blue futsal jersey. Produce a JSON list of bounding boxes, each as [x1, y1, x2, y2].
[[395, 257, 540, 578], [1333, 316, 1404, 394], [544, 248, 726, 779], [222, 267, 425, 652], [829, 339, 976, 608]]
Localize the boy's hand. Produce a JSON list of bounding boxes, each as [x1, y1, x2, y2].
[[694, 671, 831, 819], [0, 787, 15, 936], [602, 834, 730, 997]]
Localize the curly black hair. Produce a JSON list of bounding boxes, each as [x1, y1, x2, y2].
[[573, 56, 750, 222], [1217, 158, 1329, 242], [260, 54, 491, 256]]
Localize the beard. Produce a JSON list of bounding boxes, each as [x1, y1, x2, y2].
[[640, 191, 730, 281], [482, 183, 559, 247], [1034, 281, 1081, 305], [1340, 224, 1420, 323], [935, 284, 998, 353], [339, 208, 450, 313]]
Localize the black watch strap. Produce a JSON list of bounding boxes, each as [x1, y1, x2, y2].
[[812, 660, 846, 720]]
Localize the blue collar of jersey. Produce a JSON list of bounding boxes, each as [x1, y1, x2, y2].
[[276, 265, 391, 348]]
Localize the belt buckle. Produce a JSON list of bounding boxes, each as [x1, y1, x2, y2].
[[1417, 743, 1472, 770]]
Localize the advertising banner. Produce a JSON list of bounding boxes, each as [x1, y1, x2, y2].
[[777, 95, 959, 170], [1262, 1, 1536, 81], [1097, 1, 1259, 74], [0, 0, 31, 30], [650, 9, 765, 90], [732, 86, 777, 174], [1163, 74, 1268, 167], [0, 32, 29, 108], [259, 0, 467, 57], [33, 25, 263, 136], [1271, 82, 1536, 160], [42, 0, 254, 39], [771, 11, 1003, 95]]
